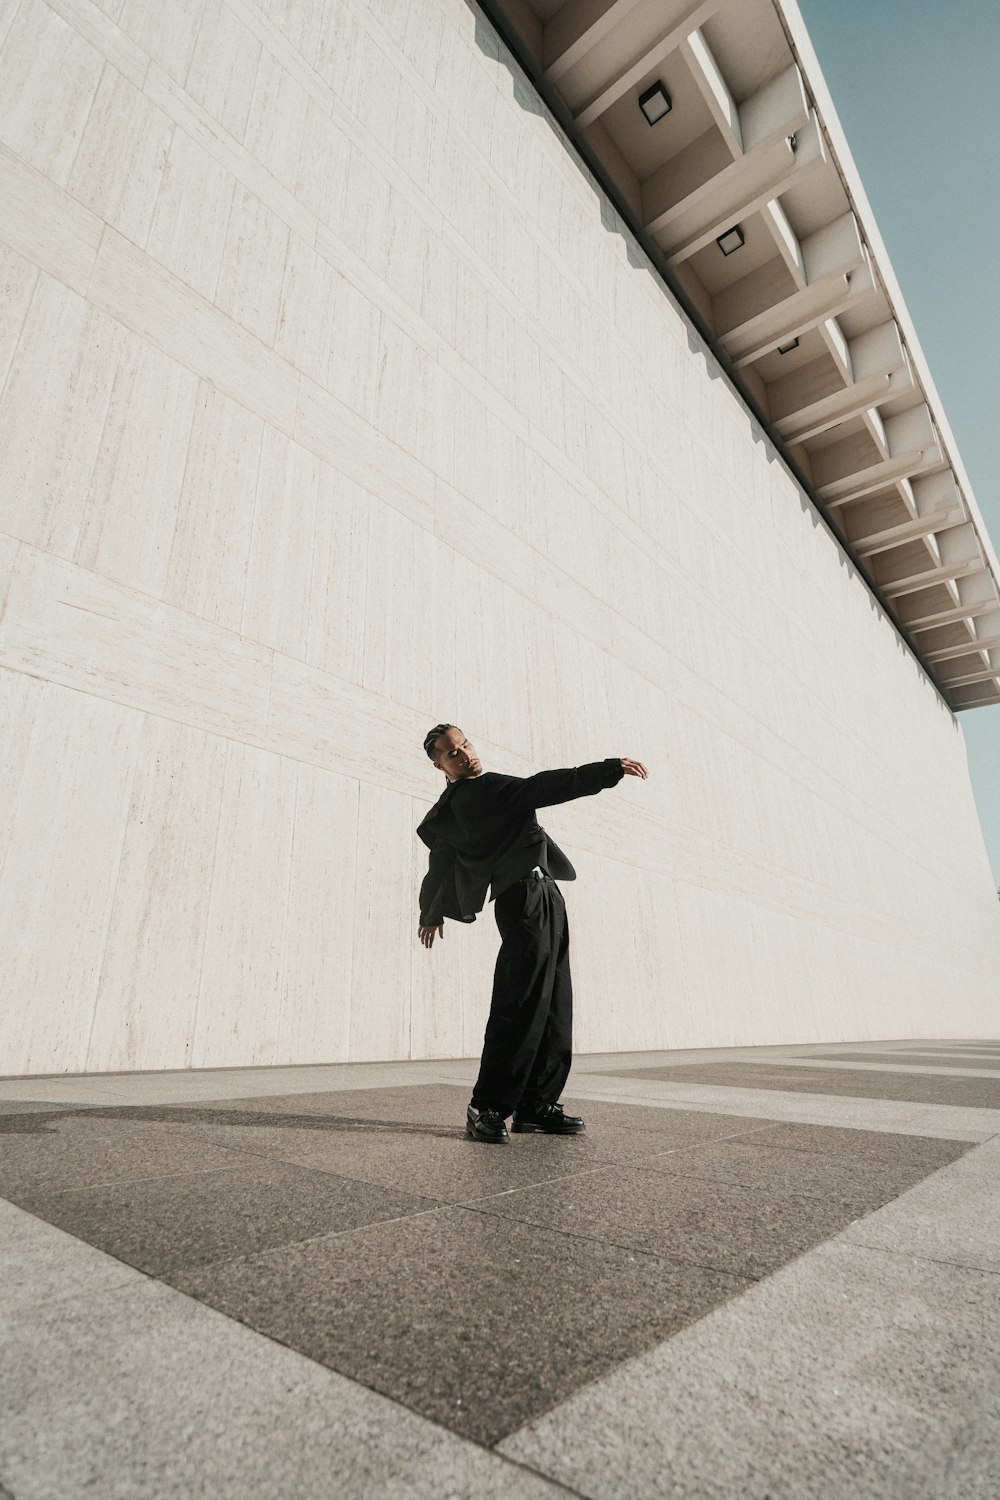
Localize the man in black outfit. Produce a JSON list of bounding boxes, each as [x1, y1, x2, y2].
[[416, 725, 648, 1144]]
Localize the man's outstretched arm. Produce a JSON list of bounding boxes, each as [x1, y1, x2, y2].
[[417, 842, 454, 948], [501, 756, 648, 814]]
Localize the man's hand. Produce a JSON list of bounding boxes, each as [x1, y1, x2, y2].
[[620, 757, 648, 779], [418, 923, 444, 949]]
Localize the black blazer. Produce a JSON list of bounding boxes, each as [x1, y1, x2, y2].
[[417, 759, 625, 925]]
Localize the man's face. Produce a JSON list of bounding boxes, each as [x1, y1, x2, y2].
[[433, 728, 482, 782]]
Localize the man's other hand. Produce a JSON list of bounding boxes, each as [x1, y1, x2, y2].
[[418, 924, 444, 949], [620, 758, 648, 779]]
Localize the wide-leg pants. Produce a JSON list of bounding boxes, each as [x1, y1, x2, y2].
[[470, 871, 572, 1117]]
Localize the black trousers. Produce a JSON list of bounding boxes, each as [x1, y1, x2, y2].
[[470, 871, 573, 1117]]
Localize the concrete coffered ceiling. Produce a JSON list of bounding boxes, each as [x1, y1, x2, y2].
[[480, 0, 1000, 710]]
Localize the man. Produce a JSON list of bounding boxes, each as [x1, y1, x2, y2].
[[416, 725, 648, 1144]]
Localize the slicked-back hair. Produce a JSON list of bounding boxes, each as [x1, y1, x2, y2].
[[423, 723, 456, 760]]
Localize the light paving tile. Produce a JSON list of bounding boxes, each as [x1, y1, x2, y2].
[[0, 141, 104, 296], [0, 681, 137, 1075], [0, 1199, 135, 1314], [191, 740, 296, 1069], [88, 226, 299, 434], [65, 64, 172, 245], [242, 44, 311, 187], [350, 782, 415, 1061], [184, 0, 261, 141], [241, 427, 320, 658], [0, 275, 127, 554], [76, 334, 200, 594], [44, 0, 147, 86], [143, 60, 315, 245], [0, 242, 38, 396], [116, 0, 202, 84], [215, 184, 290, 345], [361, 500, 445, 711], [838, 1136, 1000, 1274], [0, 0, 103, 184], [85, 715, 228, 1073], [0, 546, 18, 631], [499, 1237, 1000, 1499], [305, 469, 370, 685], [0, 1203, 567, 1500], [164, 382, 264, 632], [145, 127, 236, 303], [276, 233, 382, 421], [296, 99, 352, 228], [0, 546, 273, 744], [274, 761, 359, 1066], [294, 373, 433, 531]]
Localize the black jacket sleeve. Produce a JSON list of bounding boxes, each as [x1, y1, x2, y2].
[[499, 758, 625, 816], [418, 841, 456, 926]]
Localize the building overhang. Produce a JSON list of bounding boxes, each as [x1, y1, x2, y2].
[[479, 0, 1000, 710]]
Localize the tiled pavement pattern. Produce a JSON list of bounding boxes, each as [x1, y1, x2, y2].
[[2, 1041, 999, 1497]]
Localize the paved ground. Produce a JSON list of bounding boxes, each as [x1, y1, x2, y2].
[[2, 1039, 998, 1498]]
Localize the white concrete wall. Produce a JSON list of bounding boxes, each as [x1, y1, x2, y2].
[[1, 0, 997, 1075]]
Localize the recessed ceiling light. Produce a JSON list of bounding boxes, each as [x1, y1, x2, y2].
[[638, 82, 672, 125], [777, 337, 800, 354], [716, 226, 745, 256]]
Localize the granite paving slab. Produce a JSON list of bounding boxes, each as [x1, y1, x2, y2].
[[804, 1051, 1000, 1070], [838, 1137, 1000, 1274], [0, 1219, 571, 1500], [746, 1121, 973, 1167], [0, 1112, 250, 1197], [636, 1137, 968, 1211], [169, 1204, 747, 1446], [136, 1115, 703, 1202], [599, 1063, 1000, 1107], [468, 1164, 876, 1280], [21, 1160, 440, 1276], [498, 1238, 1000, 1500]]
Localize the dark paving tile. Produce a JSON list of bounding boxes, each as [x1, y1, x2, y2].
[[638, 1137, 969, 1214], [107, 1096, 783, 1203], [0, 1112, 248, 1197], [804, 1051, 1000, 1070], [470, 1165, 875, 1281], [600, 1063, 1000, 1107], [190, 1083, 475, 1125], [169, 1205, 747, 1446], [22, 1160, 440, 1276], [552, 1097, 782, 1140], [0, 1099, 77, 1117], [140, 1115, 690, 1202], [748, 1121, 971, 1169]]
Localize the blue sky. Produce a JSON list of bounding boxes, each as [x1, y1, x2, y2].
[[796, 0, 1000, 888]]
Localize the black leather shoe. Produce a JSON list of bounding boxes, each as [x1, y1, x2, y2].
[[466, 1104, 509, 1144], [511, 1101, 585, 1134]]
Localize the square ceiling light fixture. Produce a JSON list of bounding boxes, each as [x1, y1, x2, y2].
[[777, 337, 800, 354], [716, 225, 745, 256], [638, 82, 672, 124]]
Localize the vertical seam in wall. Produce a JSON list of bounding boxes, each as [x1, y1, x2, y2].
[[271, 757, 298, 1065], [237, 412, 268, 636], [82, 708, 144, 1070], [62, 56, 107, 194], [0, 266, 41, 408], [347, 777, 363, 1061], [189, 739, 231, 1069]]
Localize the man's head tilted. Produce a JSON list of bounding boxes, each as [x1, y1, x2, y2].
[[423, 724, 482, 782]]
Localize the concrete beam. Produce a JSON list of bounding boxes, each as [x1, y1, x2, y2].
[[818, 403, 939, 506], [543, 0, 645, 83], [924, 634, 1000, 664], [719, 219, 868, 366], [655, 111, 823, 261], [572, 0, 719, 128]]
